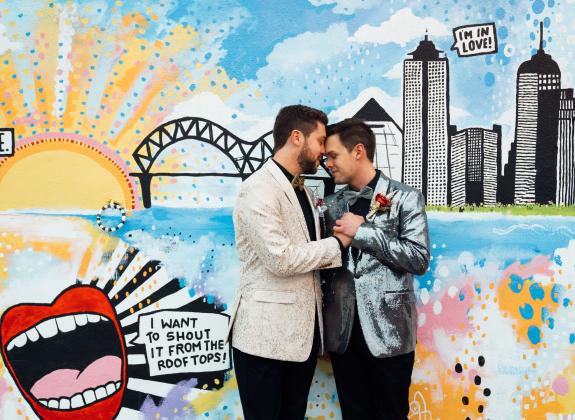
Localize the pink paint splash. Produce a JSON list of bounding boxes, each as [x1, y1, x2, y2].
[[417, 283, 474, 350], [503, 255, 554, 279], [552, 376, 569, 395]]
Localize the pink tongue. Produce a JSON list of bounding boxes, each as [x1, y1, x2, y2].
[[30, 355, 122, 400]]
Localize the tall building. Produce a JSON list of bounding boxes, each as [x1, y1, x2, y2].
[[354, 98, 403, 181], [514, 23, 561, 204], [498, 140, 517, 204], [403, 34, 450, 205], [557, 88, 575, 205], [449, 125, 501, 206]]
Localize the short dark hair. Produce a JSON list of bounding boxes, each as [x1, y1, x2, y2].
[[327, 118, 375, 162], [272, 105, 328, 153]]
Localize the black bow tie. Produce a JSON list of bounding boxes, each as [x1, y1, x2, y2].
[[343, 186, 373, 206]]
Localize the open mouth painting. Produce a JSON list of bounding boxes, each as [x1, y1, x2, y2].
[[0, 286, 127, 419]]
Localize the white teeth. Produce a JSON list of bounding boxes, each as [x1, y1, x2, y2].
[[70, 393, 84, 409], [87, 314, 101, 323], [105, 382, 116, 395], [26, 328, 40, 342], [56, 315, 76, 333], [59, 397, 70, 409], [6, 332, 27, 351], [95, 386, 107, 400], [83, 389, 96, 404], [74, 314, 88, 326], [6, 312, 113, 352], [37, 319, 58, 339], [13, 333, 27, 348], [87, 314, 100, 323], [37, 382, 123, 410]]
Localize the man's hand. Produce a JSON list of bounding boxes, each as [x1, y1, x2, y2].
[[333, 212, 365, 238], [333, 231, 353, 248]]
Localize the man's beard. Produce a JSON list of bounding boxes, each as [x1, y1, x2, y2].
[[297, 140, 318, 174]]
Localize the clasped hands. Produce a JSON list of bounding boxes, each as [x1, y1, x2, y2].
[[332, 212, 365, 248]]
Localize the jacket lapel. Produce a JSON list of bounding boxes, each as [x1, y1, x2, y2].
[[303, 187, 320, 240], [368, 173, 392, 220], [265, 160, 311, 242]]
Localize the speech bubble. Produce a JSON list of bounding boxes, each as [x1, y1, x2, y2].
[[451, 23, 498, 57], [131, 310, 231, 376]]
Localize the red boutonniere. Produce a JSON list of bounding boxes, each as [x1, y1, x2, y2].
[[366, 193, 392, 219], [315, 197, 327, 215]]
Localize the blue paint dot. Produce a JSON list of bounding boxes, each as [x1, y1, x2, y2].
[[563, 298, 570, 308], [569, 333, 575, 344], [528, 326, 541, 344], [554, 255, 563, 266], [189, 84, 196, 91], [484, 72, 495, 87], [459, 292, 465, 301], [531, 48, 538, 56], [530, 32, 536, 41], [206, 295, 215, 304], [551, 284, 564, 303], [519, 303, 534, 320], [541, 307, 551, 321], [188, 288, 195, 297], [532, 0, 545, 13], [495, 8, 506, 19], [544, 17, 551, 28], [547, 318, 554, 329], [548, 0, 555, 6], [204, 52, 212, 60], [529, 283, 545, 300], [525, 13, 531, 20], [509, 274, 524, 293], [499, 26, 508, 39]]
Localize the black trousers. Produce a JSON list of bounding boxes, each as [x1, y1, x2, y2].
[[232, 319, 320, 420], [330, 312, 415, 420]]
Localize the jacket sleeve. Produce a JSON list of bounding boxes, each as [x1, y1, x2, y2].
[[351, 190, 430, 275], [234, 183, 342, 277]]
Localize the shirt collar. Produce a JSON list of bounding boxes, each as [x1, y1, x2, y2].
[[350, 169, 380, 192], [272, 159, 295, 183]]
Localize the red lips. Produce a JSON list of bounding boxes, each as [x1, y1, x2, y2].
[[0, 286, 126, 419]]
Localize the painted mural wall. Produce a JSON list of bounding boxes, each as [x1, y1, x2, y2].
[[0, 0, 574, 419]]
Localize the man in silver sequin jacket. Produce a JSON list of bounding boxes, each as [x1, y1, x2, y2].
[[321, 118, 430, 419]]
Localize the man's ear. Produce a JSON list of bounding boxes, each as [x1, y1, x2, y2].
[[289, 129, 302, 146], [355, 143, 366, 160]]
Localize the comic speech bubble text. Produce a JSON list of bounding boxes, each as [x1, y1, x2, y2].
[[131, 311, 230, 376], [451, 23, 498, 57]]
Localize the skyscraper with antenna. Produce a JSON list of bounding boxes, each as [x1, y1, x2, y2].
[[513, 21, 561, 204], [403, 32, 450, 205]]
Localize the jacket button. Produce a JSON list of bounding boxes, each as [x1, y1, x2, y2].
[[354, 273, 360, 279]]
